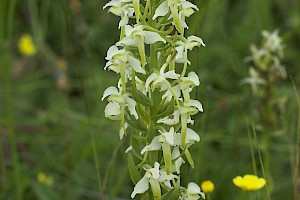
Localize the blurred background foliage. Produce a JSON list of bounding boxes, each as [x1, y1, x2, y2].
[[0, 0, 300, 199]]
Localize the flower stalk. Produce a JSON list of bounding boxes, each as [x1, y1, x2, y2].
[[242, 30, 287, 195], [103, 0, 206, 198]]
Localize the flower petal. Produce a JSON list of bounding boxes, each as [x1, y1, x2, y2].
[[119, 15, 129, 28], [128, 55, 146, 74], [102, 86, 119, 100], [186, 128, 200, 144], [126, 97, 138, 119], [105, 45, 125, 60], [182, 1, 199, 11], [163, 70, 179, 80], [144, 31, 166, 44], [157, 110, 180, 125], [141, 136, 161, 154], [187, 35, 205, 47], [131, 175, 149, 198], [161, 127, 175, 145], [119, 123, 128, 139], [145, 72, 157, 90], [104, 101, 121, 118], [186, 100, 203, 112], [147, 162, 160, 179], [153, 1, 169, 19], [174, 157, 185, 174], [187, 182, 201, 194]]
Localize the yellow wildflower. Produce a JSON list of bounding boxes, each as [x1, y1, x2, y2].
[[18, 34, 36, 56], [37, 172, 54, 186], [233, 174, 266, 191], [201, 180, 214, 194]]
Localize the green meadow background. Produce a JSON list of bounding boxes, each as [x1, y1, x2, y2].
[[0, 0, 300, 199]]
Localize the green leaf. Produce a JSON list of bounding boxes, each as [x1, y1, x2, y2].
[[157, 100, 175, 118], [131, 135, 143, 160], [162, 188, 180, 200], [127, 118, 146, 133], [148, 151, 159, 167], [128, 153, 143, 184], [184, 149, 195, 168], [132, 86, 153, 106], [126, 110, 148, 133], [147, 121, 156, 143], [136, 104, 151, 123]]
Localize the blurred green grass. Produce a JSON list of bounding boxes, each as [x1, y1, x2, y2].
[[0, 0, 300, 199]]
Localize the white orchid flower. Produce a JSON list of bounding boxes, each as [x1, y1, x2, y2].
[[157, 110, 181, 125], [158, 169, 178, 189], [180, 182, 205, 200], [159, 71, 199, 102], [103, 0, 134, 28], [157, 108, 195, 125], [152, 0, 169, 19], [153, 0, 198, 33], [180, 99, 203, 115], [175, 36, 205, 64], [173, 128, 200, 147], [179, 71, 200, 102], [119, 25, 166, 45], [262, 30, 283, 56], [134, 76, 147, 94], [104, 101, 122, 120], [145, 65, 179, 92], [171, 146, 185, 174], [179, 99, 202, 148], [141, 127, 178, 174], [161, 84, 181, 102], [141, 127, 177, 154], [119, 25, 166, 67], [178, 1, 199, 29], [180, 71, 200, 90], [141, 127, 199, 153], [241, 67, 266, 96], [102, 86, 138, 120], [131, 162, 161, 198], [105, 45, 146, 75]]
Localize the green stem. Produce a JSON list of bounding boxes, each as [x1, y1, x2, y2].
[[149, 0, 158, 70], [0, 1, 7, 187], [181, 114, 187, 148], [0, 0, 6, 48], [143, 0, 151, 20], [261, 75, 275, 194], [3, 55, 23, 200], [206, 194, 211, 200], [3, 1, 22, 198], [181, 60, 188, 77], [263, 128, 273, 193], [291, 77, 300, 200], [250, 192, 255, 200], [120, 26, 125, 40], [138, 36, 146, 68], [7, 0, 16, 41], [144, 25, 174, 35]]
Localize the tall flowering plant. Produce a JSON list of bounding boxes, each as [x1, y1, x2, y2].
[[242, 30, 286, 194], [102, 0, 205, 199]]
